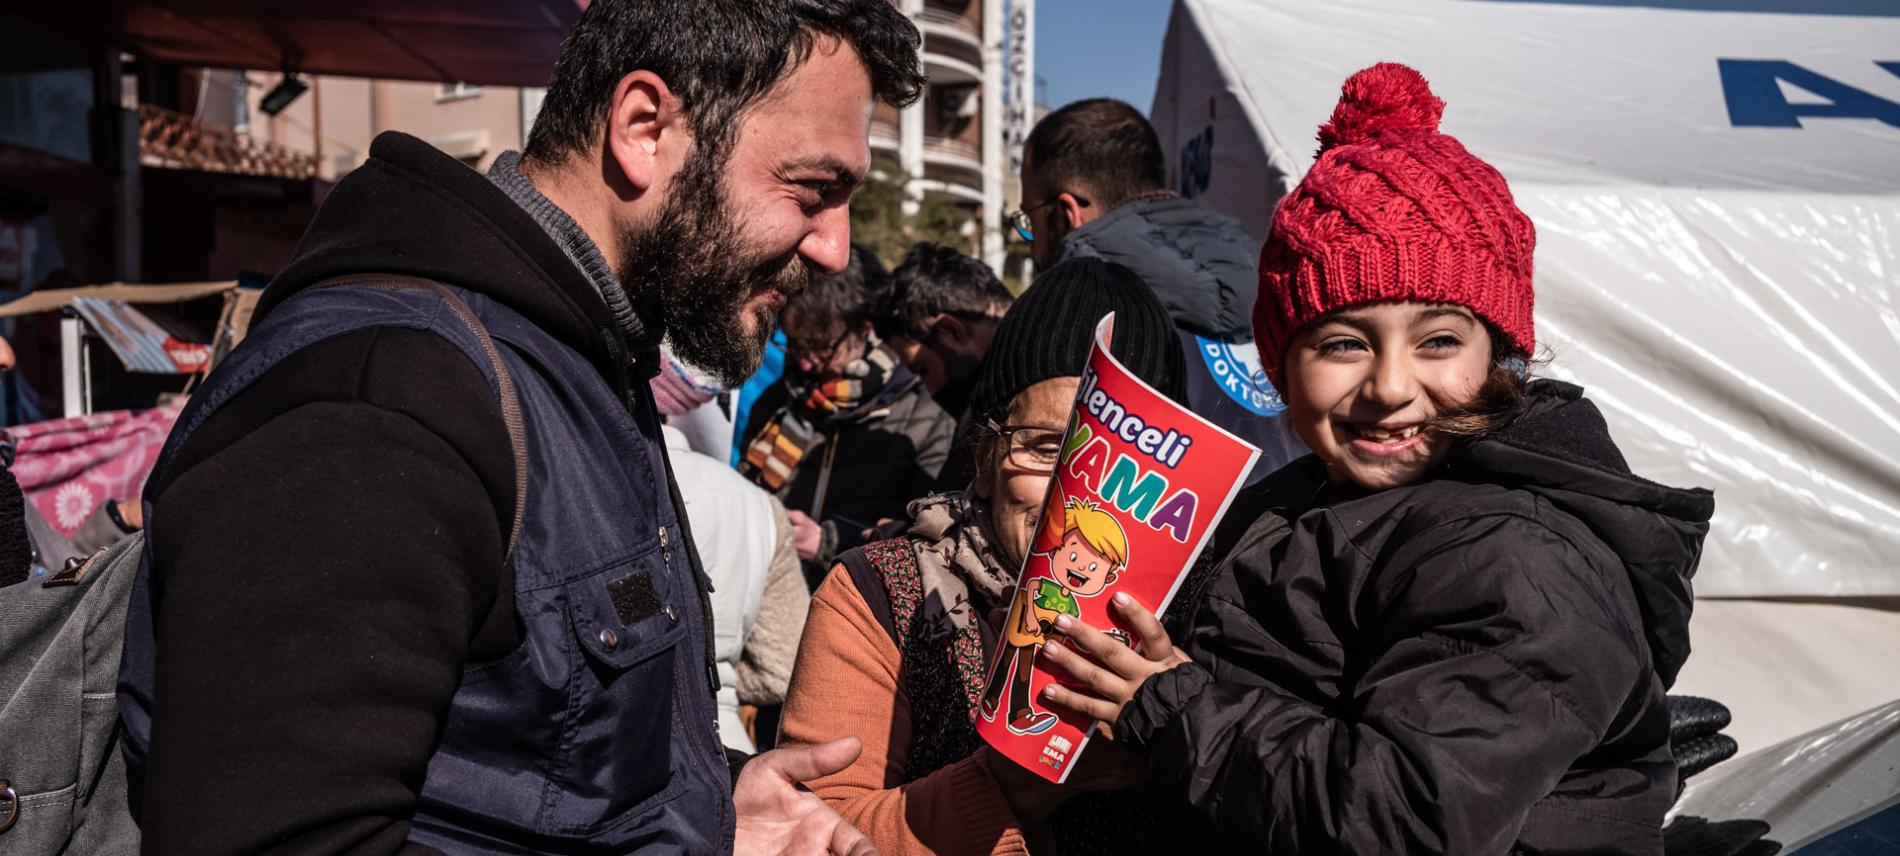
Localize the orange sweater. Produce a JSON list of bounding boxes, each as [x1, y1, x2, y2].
[[779, 566, 1033, 856]]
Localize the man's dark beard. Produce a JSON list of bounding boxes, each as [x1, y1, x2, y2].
[[618, 150, 810, 387]]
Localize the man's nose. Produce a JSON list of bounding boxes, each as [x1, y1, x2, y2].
[[798, 204, 851, 276]]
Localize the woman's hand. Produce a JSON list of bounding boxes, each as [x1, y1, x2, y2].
[[1036, 592, 1190, 730], [786, 510, 823, 561]]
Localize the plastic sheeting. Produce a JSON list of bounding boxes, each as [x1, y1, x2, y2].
[[1151, 0, 1900, 595], [1672, 699, 1900, 852]]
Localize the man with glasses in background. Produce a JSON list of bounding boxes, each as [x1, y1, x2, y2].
[[1014, 99, 1305, 481], [741, 249, 957, 586]]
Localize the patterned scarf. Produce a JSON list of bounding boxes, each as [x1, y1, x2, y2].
[[741, 335, 904, 492], [904, 488, 1016, 654]]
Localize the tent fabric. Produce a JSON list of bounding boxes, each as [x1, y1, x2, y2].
[[1671, 695, 1900, 851], [1151, 0, 1900, 596], [1670, 598, 1900, 758]]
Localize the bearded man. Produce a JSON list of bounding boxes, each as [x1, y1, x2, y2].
[[115, 1, 922, 854]]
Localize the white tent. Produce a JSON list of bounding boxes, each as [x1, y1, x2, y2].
[[1151, 0, 1900, 751], [1152, 0, 1900, 598]]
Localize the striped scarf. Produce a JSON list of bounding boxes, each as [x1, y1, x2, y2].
[[741, 338, 902, 492]]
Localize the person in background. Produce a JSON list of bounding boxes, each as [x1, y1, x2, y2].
[[880, 242, 1013, 418], [779, 257, 1185, 855], [741, 249, 957, 584], [1016, 98, 1305, 480], [732, 245, 887, 468], [652, 351, 809, 755], [118, 0, 925, 851], [652, 343, 739, 461], [1039, 64, 1711, 854], [0, 334, 33, 590]]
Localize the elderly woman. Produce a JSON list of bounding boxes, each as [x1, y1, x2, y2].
[[778, 257, 1185, 855]]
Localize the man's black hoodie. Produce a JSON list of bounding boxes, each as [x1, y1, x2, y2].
[[1123, 381, 1713, 855], [136, 133, 645, 854]]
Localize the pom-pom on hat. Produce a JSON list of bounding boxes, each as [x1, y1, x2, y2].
[[1254, 62, 1536, 386]]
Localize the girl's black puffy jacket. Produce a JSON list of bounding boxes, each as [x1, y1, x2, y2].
[[1123, 381, 1714, 854]]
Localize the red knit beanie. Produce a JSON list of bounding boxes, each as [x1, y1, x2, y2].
[[1254, 63, 1536, 386]]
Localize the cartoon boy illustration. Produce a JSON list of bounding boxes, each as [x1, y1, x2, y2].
[[981, 495, 1128, 734]]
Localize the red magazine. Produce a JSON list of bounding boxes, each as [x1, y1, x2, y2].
[[977, 313, 1261, 783]]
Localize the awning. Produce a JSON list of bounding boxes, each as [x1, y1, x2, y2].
[[0, 280, 237, 318], [8, 0, 587, 87]]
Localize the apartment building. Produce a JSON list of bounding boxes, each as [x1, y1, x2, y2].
[[230, 0, 1026, 271]]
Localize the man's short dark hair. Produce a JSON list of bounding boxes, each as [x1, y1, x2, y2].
[[786, 244, 885, 334], [526, 0, 924, 165], [885, 242, 1012, 341], [1024, 98, 1166, 208]]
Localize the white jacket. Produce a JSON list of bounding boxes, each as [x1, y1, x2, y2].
[[662, 425, 804, 752]]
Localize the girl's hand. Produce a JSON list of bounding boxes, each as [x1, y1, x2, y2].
[[1036, 592, 1190, 730]]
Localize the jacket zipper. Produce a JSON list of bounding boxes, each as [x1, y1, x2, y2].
[[810, 434, 841, 522], [639, 383, 729, 830]]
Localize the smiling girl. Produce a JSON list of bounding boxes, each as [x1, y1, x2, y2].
[[1037, 64, 1715, 854]]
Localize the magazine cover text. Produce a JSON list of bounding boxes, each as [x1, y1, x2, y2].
[[977, 314, 1261, 782]]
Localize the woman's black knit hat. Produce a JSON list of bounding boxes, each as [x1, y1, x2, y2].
[[967, 257, 1186, 423]]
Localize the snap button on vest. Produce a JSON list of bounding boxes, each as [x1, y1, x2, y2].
[[598, 628, 618, 651], [665, 605, 678, 622]]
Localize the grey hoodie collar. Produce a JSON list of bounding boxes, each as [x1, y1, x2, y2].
[[1055, 193, 1261, 339], [487, 151, 655, 357]]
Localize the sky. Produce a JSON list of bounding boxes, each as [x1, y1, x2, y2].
[[1034, 0, 1175, 114]]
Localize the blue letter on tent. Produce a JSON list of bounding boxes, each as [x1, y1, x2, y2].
[[1718, 59, 1900, 129]]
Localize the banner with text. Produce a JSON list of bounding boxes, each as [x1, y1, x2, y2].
[[977, 313, 1259, 782]]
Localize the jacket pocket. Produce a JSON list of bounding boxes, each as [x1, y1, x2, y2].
[[542, 549, 687, 836], [0, 781, 75, 856]]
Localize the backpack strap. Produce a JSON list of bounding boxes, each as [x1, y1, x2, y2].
[[306, 274, 528, 560]]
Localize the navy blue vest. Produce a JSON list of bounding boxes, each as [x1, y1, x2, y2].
[[119, 281, 734, 852]]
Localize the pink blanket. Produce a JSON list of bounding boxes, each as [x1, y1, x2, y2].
[[9, 405, 183, 536]]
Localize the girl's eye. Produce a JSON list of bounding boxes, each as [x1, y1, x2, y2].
[[1317, 337, 1367, 355], [1422, 334, 1463, 351]]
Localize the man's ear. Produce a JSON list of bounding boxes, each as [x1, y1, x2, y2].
[[604, 70, 681, 196], [933, 313, 969, 345], [1057, 192, 1090, 231]]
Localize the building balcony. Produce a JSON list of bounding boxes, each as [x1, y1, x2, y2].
[[923, 134, 982, 172], [917, 4, 982, 83], [918, 5, 980, 46], [870, 116, 900, 155], [137, 104, 317, 180], [914, 177, 984, 205], [921, 133, 984, 203]]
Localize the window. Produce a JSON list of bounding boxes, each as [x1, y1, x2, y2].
[[436, 81, 483, 102]]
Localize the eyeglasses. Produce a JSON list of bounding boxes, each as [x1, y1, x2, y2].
[[785, 326, 855, 362], [986, 419, 1066, 473], [1008, 194, 1090, 242]]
